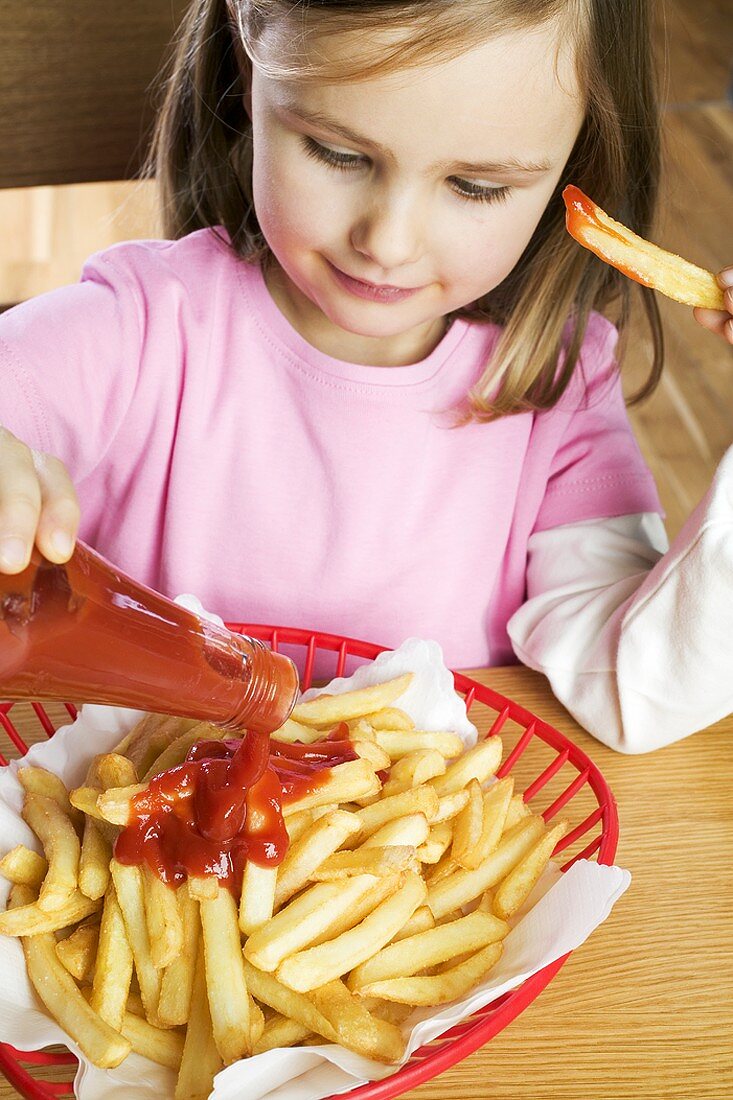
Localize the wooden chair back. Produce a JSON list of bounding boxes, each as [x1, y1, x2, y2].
[[0, 0, 189, 188]]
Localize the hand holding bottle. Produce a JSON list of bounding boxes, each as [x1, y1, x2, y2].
[[0, 427, 79, 574]]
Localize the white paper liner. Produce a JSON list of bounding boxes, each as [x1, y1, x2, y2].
[[0, 604, 630, 1100]]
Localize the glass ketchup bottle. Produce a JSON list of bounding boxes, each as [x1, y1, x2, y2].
[[0, 540, 299, 734]]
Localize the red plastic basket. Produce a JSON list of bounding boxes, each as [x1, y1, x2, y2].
[[0, 623, 619, 1100]]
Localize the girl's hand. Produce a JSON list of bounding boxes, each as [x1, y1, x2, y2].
[[693, 268, 733, 343], [0, 427, 80, 574]]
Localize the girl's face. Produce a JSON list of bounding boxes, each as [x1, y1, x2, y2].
[[245, 20, 585, 366]]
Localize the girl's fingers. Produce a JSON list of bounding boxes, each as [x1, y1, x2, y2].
[[693, 306, 733, 343], [695, 271, 733, 343], [0, 430, 43, 573], [32, 452, 80, 564]]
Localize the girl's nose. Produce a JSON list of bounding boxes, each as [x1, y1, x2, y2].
[[349, 187, 424, 273]]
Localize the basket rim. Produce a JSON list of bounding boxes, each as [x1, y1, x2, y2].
[[0, 621, 619, 1100]]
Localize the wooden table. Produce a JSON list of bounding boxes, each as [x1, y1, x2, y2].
[[1, 665, 731, 1099]]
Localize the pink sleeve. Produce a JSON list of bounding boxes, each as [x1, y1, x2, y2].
[[533, 316, 663, 532], [0, 251, 143, 482]]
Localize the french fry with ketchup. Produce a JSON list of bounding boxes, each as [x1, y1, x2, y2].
[[563, 184, 725, 309], [0, 669, 578, 1092]]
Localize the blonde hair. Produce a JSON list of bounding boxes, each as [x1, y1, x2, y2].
[[145, 0, 663, 421]]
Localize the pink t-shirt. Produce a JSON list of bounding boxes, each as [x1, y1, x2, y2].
[[0, 228, 662, 669]]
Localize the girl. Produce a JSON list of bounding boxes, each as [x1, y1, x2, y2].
[[0, 1, 731, 753]]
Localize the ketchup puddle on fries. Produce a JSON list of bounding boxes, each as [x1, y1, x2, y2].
[[114, 727, 358, 892]]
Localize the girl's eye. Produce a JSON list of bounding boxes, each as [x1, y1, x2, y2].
[[300, 136, 511, 206], [450, 179, 511, 205], [302, 136, 365, 170]]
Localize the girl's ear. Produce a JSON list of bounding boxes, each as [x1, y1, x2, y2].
[[225, 0, 252, 118]]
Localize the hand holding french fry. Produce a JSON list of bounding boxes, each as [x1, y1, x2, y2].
[[562, 185, 733, 345], [693, 266, 733, 345]]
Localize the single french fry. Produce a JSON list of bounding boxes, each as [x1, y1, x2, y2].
[[158, 885, 200, 1027], [503, 793, 531, 832], [96, 784, 148, 827], [424, 848, 457, 885], [253, 1014, 313, 1054], [375, 730, 464, 760], [363, 707, 414, 731], [276, 871, 426, 992], [0, 888, 100, 936], [493, 820, 569, 920], [359, 940, 503, 1006], [360, 997, 415, 1025], [349, 785, 439, 845], [429, 737, 502, 798], [275, 810, 360, 909], [563, 184, 726, 309], [347, 910, 508, 991], [10, 884, 131, 1069], [290, 674, 413, 727], [69, 786, 107, 822], [91, 883, 134, 1032], [17, 766, 83, 829], [199, 882, 252, 1064], [141, 865, 184, 970], [362, 812, 430, 850], [282, 758, 380, 817], [427, 815, 546, 919], [188, 874, 219, 901], [451, 779, 484, 868], [175, 942, 223, 1100], [245, 874, 386, 973], [311, 845, 416, 881], [121, 1009, 185, 1069], [55, 921, 99, 982], [417, 821, 453, 865], [142, 722, 219, 782], [239, 861, 278, 934], [284, 803, 339, 844], [306, 875, 403, 949], [22, 792, 80, 912], [270, 716, 327, 744], [391, 904, 435, 941], [380, 749, 446, 798], [92, 753, 138, 790], [0, 844, 47, 888], [477, 888, 495, 912], [248, 995, 265, 1051], [347, 718, 377, 740], [111, 860, 162, 1024], [462, 776, 515, 870], [79, 819, 112, 901], [430, 788, 470, 824], [309, 978, 405, 1064], [242, 959, 339, 1044], [351, 739, 392, 770]]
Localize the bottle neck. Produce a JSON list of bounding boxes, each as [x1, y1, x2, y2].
[[216, 634, 299, 733]]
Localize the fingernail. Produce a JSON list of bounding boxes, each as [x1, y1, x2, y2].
[[0, 538, 27, 570], [50, 530, 73, 558], [717, 268, 733, 289]]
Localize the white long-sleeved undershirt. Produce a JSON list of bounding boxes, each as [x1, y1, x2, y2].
[[507, 445, 733, 754]]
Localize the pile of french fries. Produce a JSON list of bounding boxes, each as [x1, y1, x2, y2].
[[0, 673, 567, 1099]]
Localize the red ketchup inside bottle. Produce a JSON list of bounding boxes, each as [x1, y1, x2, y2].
[[0, 541, 299, 733]]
